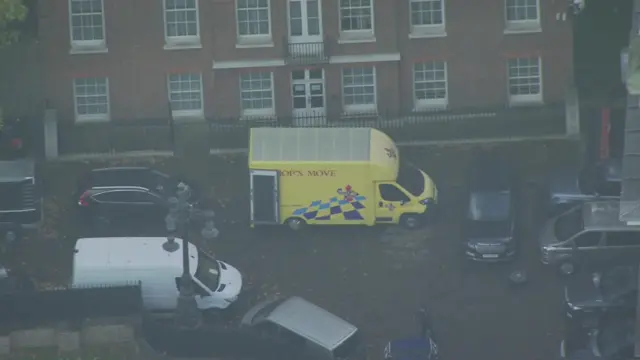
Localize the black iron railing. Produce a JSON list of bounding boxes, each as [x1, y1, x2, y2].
[[208, 105, 568, 151], [285, 40, 328, 65]]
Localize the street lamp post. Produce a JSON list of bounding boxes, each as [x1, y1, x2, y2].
[[163, 185, 219, 330]]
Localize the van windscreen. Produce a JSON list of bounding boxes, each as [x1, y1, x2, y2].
[[397, 165, 424, 197], [195, 251, 221, 291], [554, 207, 584, 242]]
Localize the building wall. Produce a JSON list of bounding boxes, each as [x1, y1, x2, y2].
[[40, 0, 574, 123]]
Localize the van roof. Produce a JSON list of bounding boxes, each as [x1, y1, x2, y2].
[[583, 201, 640, 230], [74, 237, 198, 273], [250, 128, 371, 162], [266, 296, 358, 350]]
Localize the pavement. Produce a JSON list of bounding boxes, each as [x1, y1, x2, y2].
[[9, 139, 581, 360]]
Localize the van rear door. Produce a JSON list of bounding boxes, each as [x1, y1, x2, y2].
[[250, 170, 280, 225]]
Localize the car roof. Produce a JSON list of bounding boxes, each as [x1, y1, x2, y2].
[[87, 186, 150, 193], [266, 296, 358, 350], [90, 166, 152, 173]]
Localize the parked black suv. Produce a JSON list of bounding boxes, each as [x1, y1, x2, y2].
[[564, 265, 637, 328], [0, 158, 41, 244], [75, 167, 203, 231], [463, 153, 517, 261]]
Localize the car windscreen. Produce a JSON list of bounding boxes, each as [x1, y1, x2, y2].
[[553, 207, 584, 242], [468, 191, 511, 221], [396, 165, 424, 197], [194, 251, 221, 291], [0, 180, 28, 211]]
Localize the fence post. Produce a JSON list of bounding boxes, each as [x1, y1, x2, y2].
[[43, 108, 58, 159]]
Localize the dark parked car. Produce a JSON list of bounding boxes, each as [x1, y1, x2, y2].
[[564, 265, 637, 327], [463, 154, 516, 261], [548, 158, 621, 217], [384, 308, 439, 360], [75, 167, 203, 231], [0, 158, 41, 245], [561, 317, 635, 360]]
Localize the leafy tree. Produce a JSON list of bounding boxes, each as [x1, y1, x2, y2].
[[0, 0, 27, 47]]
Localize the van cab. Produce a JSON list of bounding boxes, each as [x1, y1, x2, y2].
[[72, 237, 242, 312], [241, 296, 361, 360], [248, 128, 437, 230], [538, 201, 640, 275]]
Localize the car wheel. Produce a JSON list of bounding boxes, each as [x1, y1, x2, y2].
[[286, 217, 306, 231], [401, 214, 421, 229], [559, 262, 575, 275]]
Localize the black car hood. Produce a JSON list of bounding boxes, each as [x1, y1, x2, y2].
[[565, 274, 604, 308], [466, 220, 512, 240]]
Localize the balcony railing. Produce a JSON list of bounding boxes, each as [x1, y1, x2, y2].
[[285, 39, 328, 65]]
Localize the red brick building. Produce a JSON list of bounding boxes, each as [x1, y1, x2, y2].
[[39, 0, 574, 125]]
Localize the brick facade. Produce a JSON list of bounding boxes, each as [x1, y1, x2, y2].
[[39, 0, 574, 124]]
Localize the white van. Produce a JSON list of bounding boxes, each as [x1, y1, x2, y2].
[[72, 237, 242, 311]]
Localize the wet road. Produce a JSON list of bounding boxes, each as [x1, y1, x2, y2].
[[15, 140, 580, 360]]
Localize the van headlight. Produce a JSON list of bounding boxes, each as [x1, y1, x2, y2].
[[420, 198, 434, 206]]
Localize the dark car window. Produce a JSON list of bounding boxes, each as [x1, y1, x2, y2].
[[379, 184, 410, 202], [93, 191, 132, 203], [468, 191, 511, 221], [574, 231, 601, 247], [605, 232, 639, 247], [130, 191, 161, 204]]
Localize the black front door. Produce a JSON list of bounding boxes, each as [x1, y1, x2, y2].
[[250, 170, 279, 225]]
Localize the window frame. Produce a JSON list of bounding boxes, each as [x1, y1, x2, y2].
[[68, 0, 107, 53], [413, 60, 448, 110], [507, 56, 543, 105], [167, 72, 204, 119], [338, 0, 375, 42], [236, 0, 273, 46], [341, 66, 377, 114], [73, 77, 110, 123], [239, 71, 276, 118], [408, 0, 446, 38], [504, 0, 541, 33], [163, 0, 201, 49]]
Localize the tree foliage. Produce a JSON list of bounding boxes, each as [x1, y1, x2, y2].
[[0, 0, 27, 47]]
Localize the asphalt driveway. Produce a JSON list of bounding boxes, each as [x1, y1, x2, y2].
[[12, 139, 580, 360]]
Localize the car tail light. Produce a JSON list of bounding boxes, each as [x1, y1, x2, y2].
[[78, 192, 90, 207]]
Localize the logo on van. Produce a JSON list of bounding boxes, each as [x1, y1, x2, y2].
[[384, 148, 397, 159], [292, 185, 367, 221]]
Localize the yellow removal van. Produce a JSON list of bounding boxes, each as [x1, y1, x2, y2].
[[248, 127, 438, 230]]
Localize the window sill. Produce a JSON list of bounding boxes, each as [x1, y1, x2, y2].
[[75, 115, 110, 124], [503, 26, 542, 35], [172, 112, 205, 123], [508, 97, 544, 107], [337, 34, 376, 44], [409, 32, 447, 39], [164, 42, 202, 51], [236, 38, 274, 48], [413, 102, 448, 112], [70, 46, 108, 55]]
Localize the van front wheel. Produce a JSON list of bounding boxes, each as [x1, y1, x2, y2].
[[286, 217, 306, 231], [400, 214, 421, 230]]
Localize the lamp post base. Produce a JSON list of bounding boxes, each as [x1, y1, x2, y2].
[[174, 294, 202, 330]]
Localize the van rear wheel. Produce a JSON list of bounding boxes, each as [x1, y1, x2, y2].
[[559, 262, 575, 276], [401, 214, 421, 230], [286, 217, 306, 231]]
